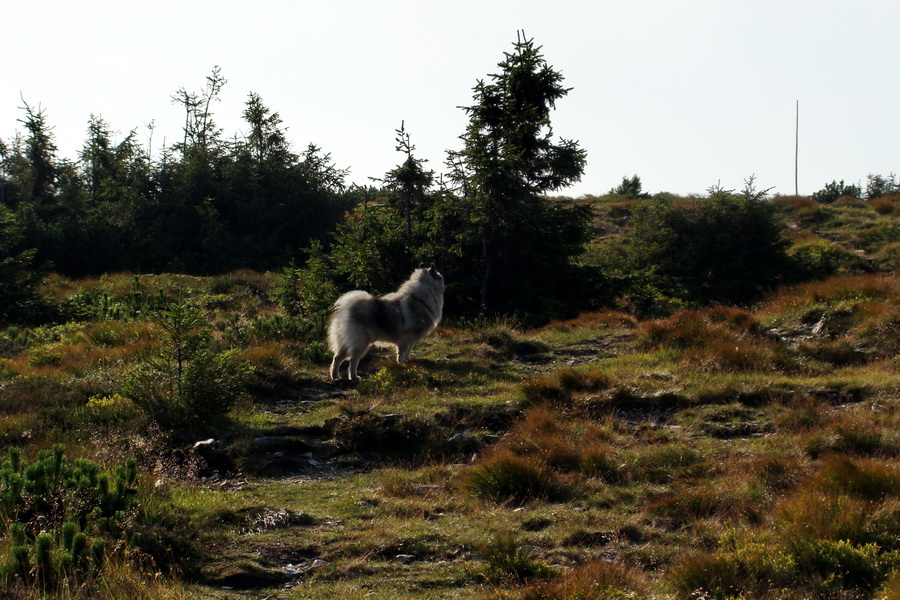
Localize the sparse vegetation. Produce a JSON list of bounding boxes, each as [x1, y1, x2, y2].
[[0, 240, 897, 598], [2, 30, 899, 600]]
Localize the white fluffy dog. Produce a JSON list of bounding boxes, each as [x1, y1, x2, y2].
[[328, 265, 444, 380]]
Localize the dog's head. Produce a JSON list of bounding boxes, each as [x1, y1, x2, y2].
[[416, 263, 444, 289]]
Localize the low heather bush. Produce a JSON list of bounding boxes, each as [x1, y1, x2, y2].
[[478, 531, 555, 584], [464, 451, 568, 505], [520, 559, 648, 600]]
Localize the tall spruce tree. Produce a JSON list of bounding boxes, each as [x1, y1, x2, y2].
[[448, 33, 589, 314], [0, 205, 44, 323], [17, 99, 58, 215], [384, 122, 433, 236]]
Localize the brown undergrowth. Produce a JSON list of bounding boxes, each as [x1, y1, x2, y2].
[[2, 269, 900, 599]]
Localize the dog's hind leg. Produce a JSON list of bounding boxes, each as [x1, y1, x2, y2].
[[330, 348, 349, 380], [346, 342, 373, 380], [348, 352, 364, 380]]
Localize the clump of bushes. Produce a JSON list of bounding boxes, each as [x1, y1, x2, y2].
[[641, 307, 784, 373], [464, 450, 568, 505], [478, 531, 555, 584], [773, 195, 823, 221], [520, 368, 610, 408], [121, 300, 251, 433], [0, 445, 136, 591], [812, 180, 861, 204], [787, 239, 869, 279], [667, 455, 900, 598], [330, 408, 444, 463], [518, 558, 650, 600], [592, 180, 791, 314], [463, 401, 624, 505]]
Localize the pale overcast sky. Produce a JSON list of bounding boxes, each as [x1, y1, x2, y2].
[[3, 0, 898, 197]]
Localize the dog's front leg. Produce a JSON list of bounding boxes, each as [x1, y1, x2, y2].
[[397, 342, 413, 362]]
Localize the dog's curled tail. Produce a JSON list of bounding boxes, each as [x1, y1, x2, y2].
[[327, 290, 372, 353]]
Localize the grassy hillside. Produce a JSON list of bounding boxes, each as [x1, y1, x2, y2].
[[0, 194, 898, 599]]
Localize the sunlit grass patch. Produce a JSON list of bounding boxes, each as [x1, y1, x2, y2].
[[772, 475, 900, 593], [79, 555, 194, 600], [682, 336, 783, 373], [672, 402, 770, 440], [377, 466, 456, 500], [539, 310, 637, 333], [774, 456, 900, 548], [629, 442, 708, 484], [815, 454, 900, 500], [662, 366, 893, 410], [239, 340, 293, 369], [760, 273, 899, 324], [642, 306, 766, 347], [667, 541, 794, 600], [9, 266, 900, 599], [75, 320, 157, 348], [773, 194, 823, 220], [520, 367, 611, 409], [801, 404, 900, 459], [4, 321, 154, 379], [355, 362, 444, 396], [789, 238, 872, 278], [476, 530, 556, 584], [167, 485, 252, 526], [27, 342, 135, 377], [237, 340, 314, 394], [504, 407, 619, 476], [645, 474, 768, 526], [73, 393, 143, 428], [639, 306, 788, 373], [513, 557, 649, 600], [463, 450, 570, 505]]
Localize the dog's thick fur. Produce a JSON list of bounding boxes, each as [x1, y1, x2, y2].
[[328, 265, 444, 380]]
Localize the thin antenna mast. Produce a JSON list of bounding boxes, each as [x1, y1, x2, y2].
[[794, 100, 799, 196]]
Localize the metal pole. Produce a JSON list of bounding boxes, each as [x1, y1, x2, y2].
[[795, 100, 799, 196]]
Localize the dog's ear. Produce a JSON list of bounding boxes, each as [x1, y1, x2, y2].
[[428, 263, 440, 278]]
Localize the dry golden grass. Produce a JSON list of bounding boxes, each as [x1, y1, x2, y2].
[[681, 336, 780, 373], [540, 310, 637, 332], [462, 449, 569, 505], [4, 323, 155, 379], [874, 242, 900, 270], [762, 274, 898, 312], [870, 194, 900, 215], [774, 194, 823, 221], [640, 307, 781, 372], [7, 269, 900, 600], [759, 274, 900, 360], [642, 307, 761, 348], [514, 559, 651, 600], [506, 407, 613, 473]]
